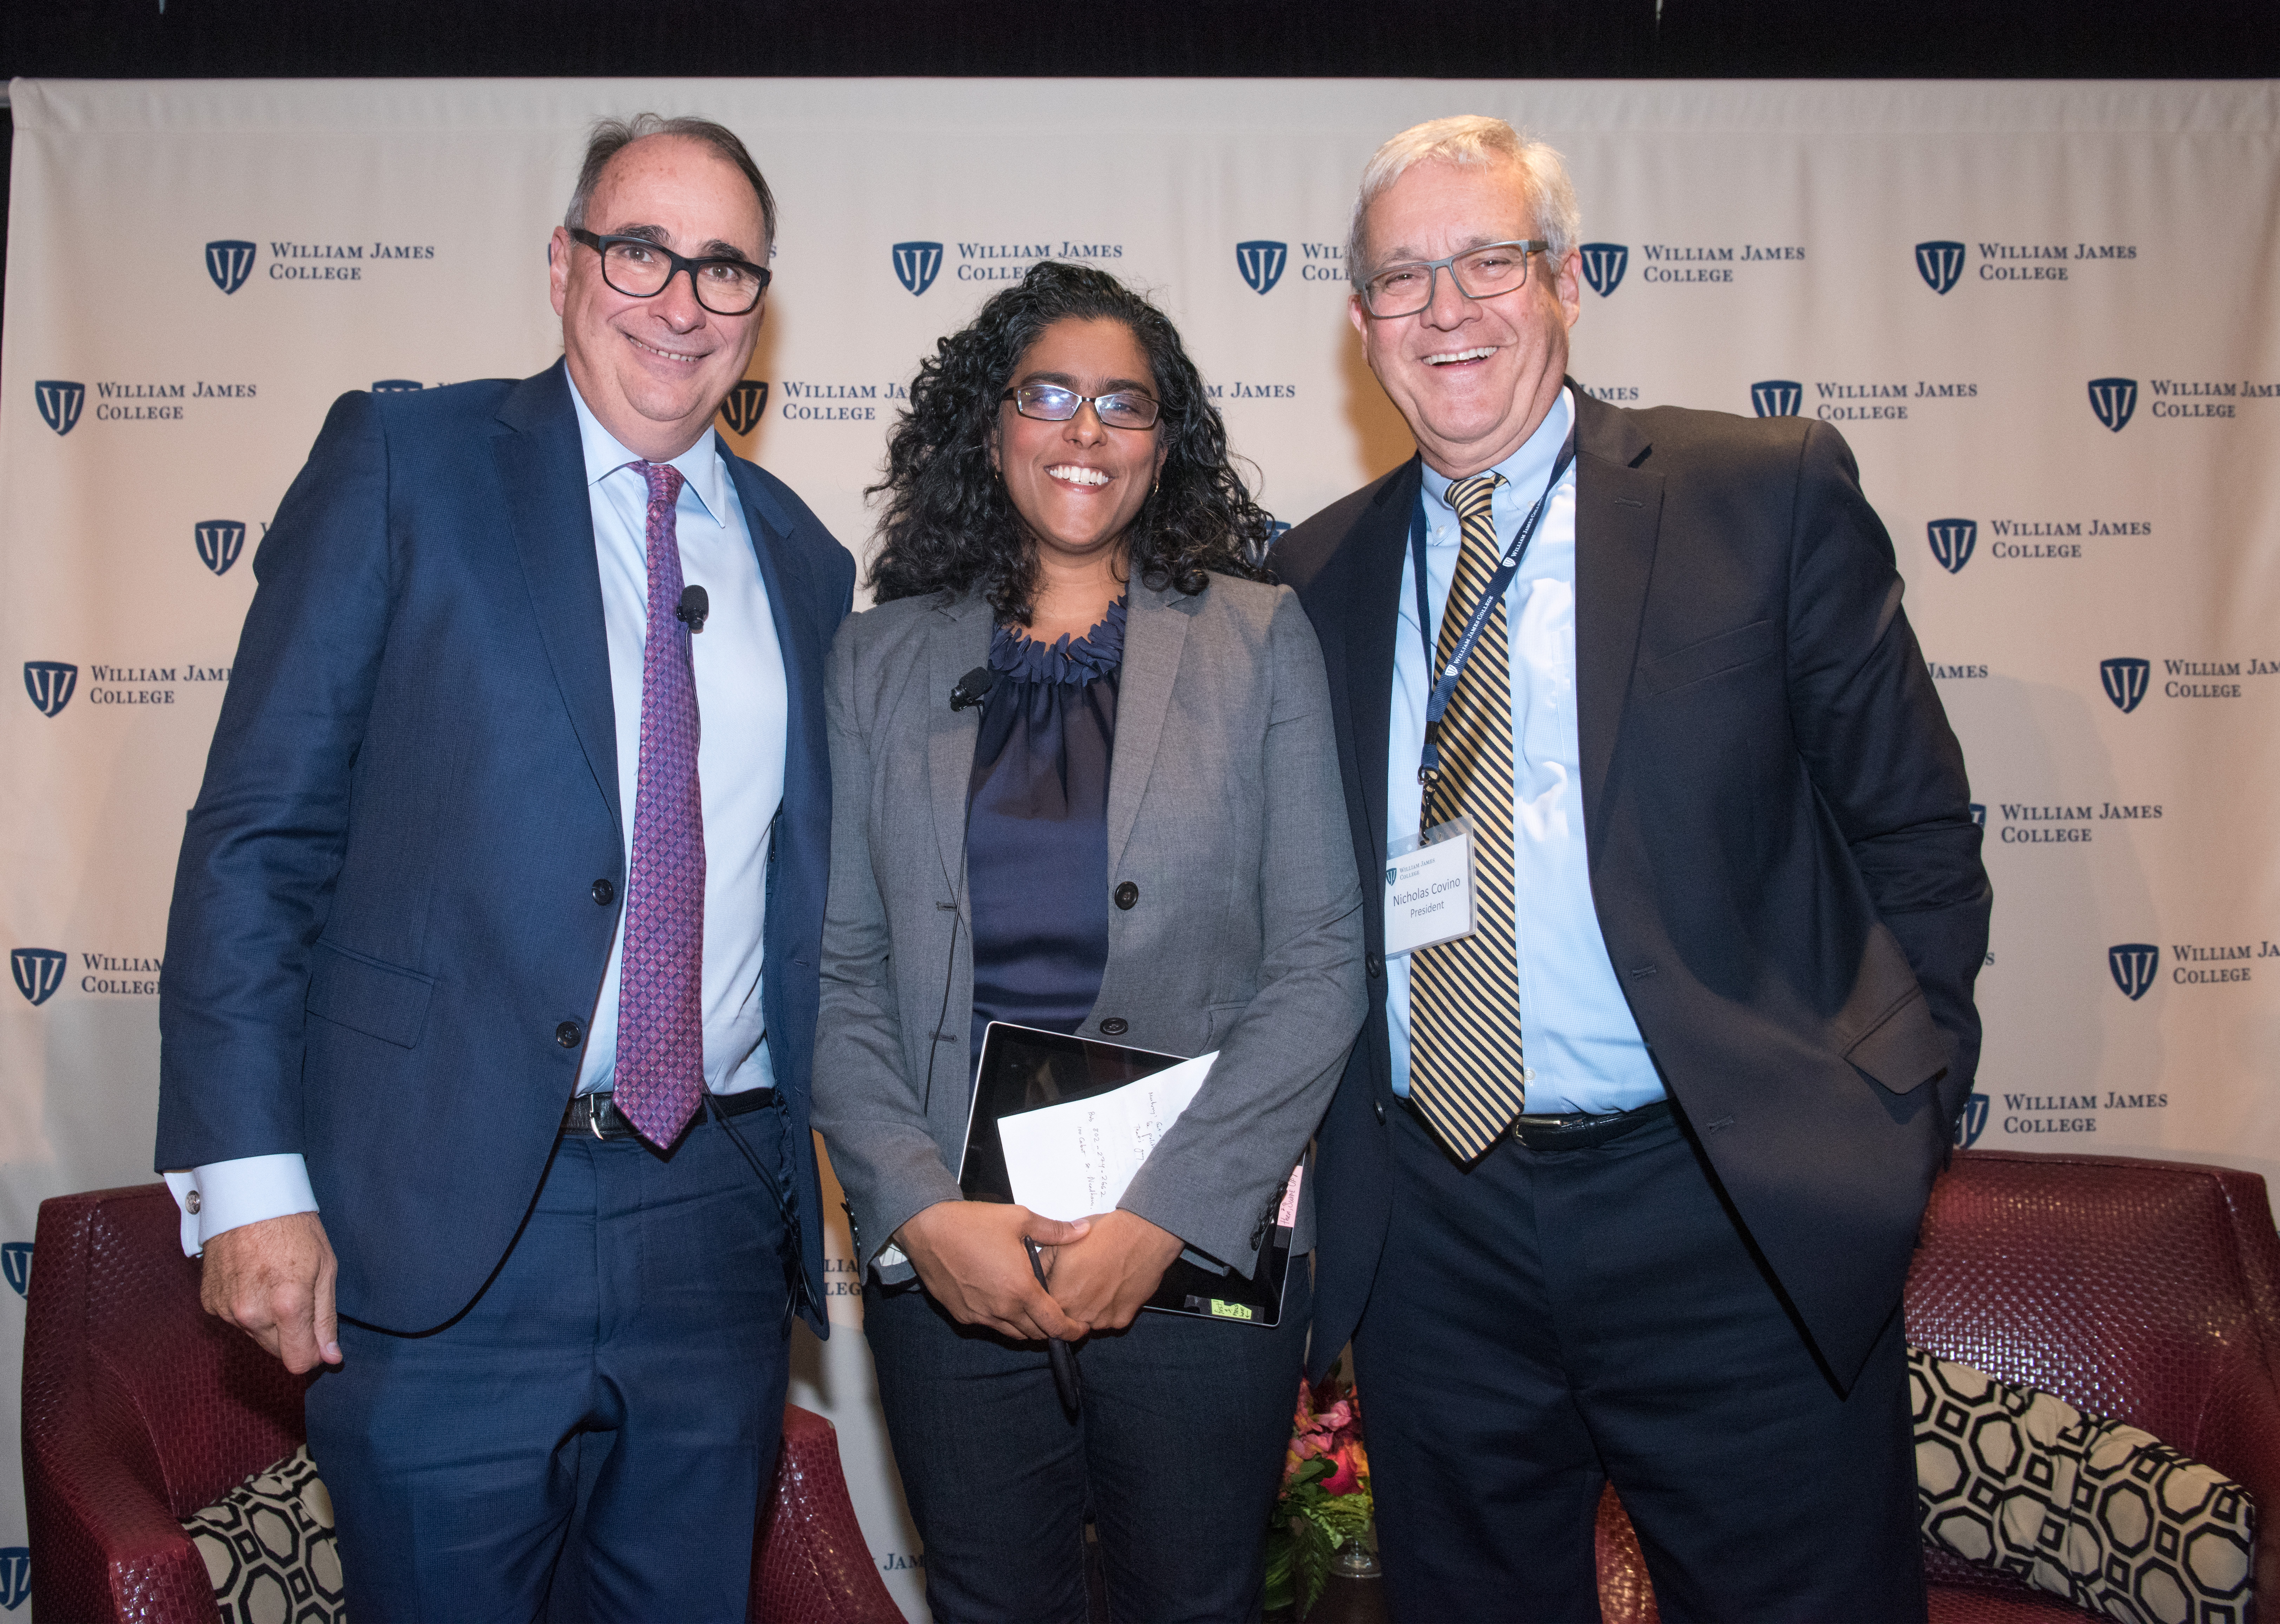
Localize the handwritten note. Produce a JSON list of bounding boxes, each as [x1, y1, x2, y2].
[[996, 1051, 1219, 1220]]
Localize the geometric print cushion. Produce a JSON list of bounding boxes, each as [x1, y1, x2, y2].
[[179, 1446, 346, 1624], [1912, 1347, 2256, 1624]]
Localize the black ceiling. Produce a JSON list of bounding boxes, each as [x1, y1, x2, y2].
[[4, 0, 2273, 81]]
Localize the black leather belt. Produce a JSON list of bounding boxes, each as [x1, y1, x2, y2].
[[561, 1088, 776, 1140], [1508, 1097, 1671, 1153]]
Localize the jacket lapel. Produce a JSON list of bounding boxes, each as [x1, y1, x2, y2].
[[928, 593, 994, 894], [1106, 583, 1193, 872], [722, 444, 824, 837], [1346, 460, 1421, 872], [1569, 386, 1665, 843], [493, 362, 620, 834]]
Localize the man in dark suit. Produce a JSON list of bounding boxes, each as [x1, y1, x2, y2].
[[156, 115, 853, 1617], [1276, 116, 1990, 1622]]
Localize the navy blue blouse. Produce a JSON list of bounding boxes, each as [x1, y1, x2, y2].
[[966, 600, 1126, 1067]]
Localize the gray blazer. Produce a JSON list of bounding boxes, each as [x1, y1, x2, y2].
[[813, 573, 1366, 1281]]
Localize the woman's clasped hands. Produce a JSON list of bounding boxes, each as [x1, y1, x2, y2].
[[896, 1201, 1183, 1341]]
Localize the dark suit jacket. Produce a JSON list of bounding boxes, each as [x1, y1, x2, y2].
[[1276, 384, 1991, 1391], [156, 361, 854, 1336]]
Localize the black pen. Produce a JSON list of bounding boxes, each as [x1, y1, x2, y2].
[[1023, 1234, 1082, 1416]]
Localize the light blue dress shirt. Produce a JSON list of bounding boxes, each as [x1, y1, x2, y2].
[[571, 386, 785, 1098], [1384, 386, 1665, 1116], [166, 380, 787, 1255]]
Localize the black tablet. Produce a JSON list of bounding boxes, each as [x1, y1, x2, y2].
[[958, 1021, 1294, 1327]]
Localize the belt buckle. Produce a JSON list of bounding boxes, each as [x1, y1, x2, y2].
[[589, 1094, 607, 1140]]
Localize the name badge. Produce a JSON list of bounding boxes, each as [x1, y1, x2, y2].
[[1384, 816, 1476, 958]]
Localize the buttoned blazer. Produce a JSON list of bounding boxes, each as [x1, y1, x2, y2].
[[156, 361, 855, 1336], [1275, 384, 1991, 1390], [811, 574, 1367, 1280]]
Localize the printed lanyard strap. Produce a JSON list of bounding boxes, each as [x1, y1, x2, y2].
[[1410, 429, 1577, 788]]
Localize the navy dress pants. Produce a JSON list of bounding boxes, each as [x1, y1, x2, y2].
[[864, 1262, 1311, 1624], [304, 1113, 791, 1623], [1354, 1104, 1923, 1624]]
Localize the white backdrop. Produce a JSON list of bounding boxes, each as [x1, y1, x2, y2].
[[3, 75, 2276, 1618]]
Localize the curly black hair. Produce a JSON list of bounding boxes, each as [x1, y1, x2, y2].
[[866, 260, 1274, 618]]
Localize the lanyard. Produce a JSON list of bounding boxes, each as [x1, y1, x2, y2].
[[1410, 428, 1577, 789]]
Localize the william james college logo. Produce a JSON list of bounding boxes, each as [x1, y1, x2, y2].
[[195, 520, 247, 576], [35, 380, 85, 436], [2088, 377, 2138, 432], [1952, 1091, 1989, 1149], [2100, 656, 2150, 714], [892, 242, 943, 297], [1577, 243, 1629, 297], [717, 380, 770, 435], [1, 1242, 30, 1297], [1915, 241, 1967, 295], [205, 239, 258, 295], [1926, 519, 1977, 574], [23, 661, 77, 718], [11, 948, 66, 1007], [2108, 943, 2159, 1001], [1235, 241, 1287, 295], [0, 1547, 27, 1610], [1750, 380, 1803, 418]]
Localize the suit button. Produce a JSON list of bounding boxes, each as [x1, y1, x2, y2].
[[1374, 1098, 1386, 1124], [1366, 953, 1383, 978], [1100, 1017, 1129, 1036], [1114, 881, 1139, 910], [592, 879, 614, 906], [555, 1020, 584, 1048]]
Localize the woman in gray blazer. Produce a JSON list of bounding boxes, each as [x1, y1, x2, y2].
[[812, 262, 1366, 1623]]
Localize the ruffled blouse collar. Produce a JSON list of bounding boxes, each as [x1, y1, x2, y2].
[[989, 597, 1127, 686]]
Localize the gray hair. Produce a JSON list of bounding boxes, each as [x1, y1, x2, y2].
[[564, 114, 777, 251], [1346, 116, 1580, 281]]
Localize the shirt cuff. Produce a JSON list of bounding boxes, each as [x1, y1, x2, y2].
[[162, 1154, 320, 1257]]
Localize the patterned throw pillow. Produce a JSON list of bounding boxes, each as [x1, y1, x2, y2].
[[180, 1445, 347, 1624], [1913, 1347, 2256, 1624]]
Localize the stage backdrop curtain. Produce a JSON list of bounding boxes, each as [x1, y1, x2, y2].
[[3, 75, 2275, 1619]]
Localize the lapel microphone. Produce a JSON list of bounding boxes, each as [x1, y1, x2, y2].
[[675, 584, 709, 632], [949, 665, 997, 711]]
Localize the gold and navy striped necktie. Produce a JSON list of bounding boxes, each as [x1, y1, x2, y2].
[[1406, 471, 1528, 1162]]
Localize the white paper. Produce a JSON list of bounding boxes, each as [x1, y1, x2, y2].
[[997, 1051, 1219, 1221], [1384, 820, 1476, 957]]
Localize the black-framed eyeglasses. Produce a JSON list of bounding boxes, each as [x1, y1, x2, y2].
[[1356, 239, 1551, 318], [567, 227, 771, 316], [1001, 383, 1163, 430]]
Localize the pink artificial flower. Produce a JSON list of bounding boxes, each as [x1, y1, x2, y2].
[[1322, 1446, 1363, 1497]]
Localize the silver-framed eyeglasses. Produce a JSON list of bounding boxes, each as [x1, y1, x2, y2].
[[1001, 383, 1163, 430], [1356, 239, 1550, 318], [567, 227, 771, 315]]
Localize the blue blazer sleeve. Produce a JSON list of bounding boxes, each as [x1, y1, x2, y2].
[[157, 390, 393, 1168]]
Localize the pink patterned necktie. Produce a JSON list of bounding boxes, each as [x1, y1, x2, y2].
[[612, 460, 706, 1148]]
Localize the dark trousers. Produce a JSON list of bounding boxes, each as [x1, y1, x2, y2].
[[1353, 1103, 1923, 1624], [304, 1114, 791, 1624], [864, 1262, 1311, 1624]]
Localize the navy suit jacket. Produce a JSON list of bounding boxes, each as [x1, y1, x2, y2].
[[157, 361, 854, 1336], [1276, 385, 1991, 1392]]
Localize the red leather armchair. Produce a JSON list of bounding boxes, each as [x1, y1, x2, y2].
[[21, 1181, 902, 1623], [1594, 1149, 2280, 1622]]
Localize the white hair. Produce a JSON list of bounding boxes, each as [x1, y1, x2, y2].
[[1345, 116, 1581, 281]]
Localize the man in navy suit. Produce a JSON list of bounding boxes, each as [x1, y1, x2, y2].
[[1277, 117, 1990, 1621], [156, 115, 853, 1617]]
